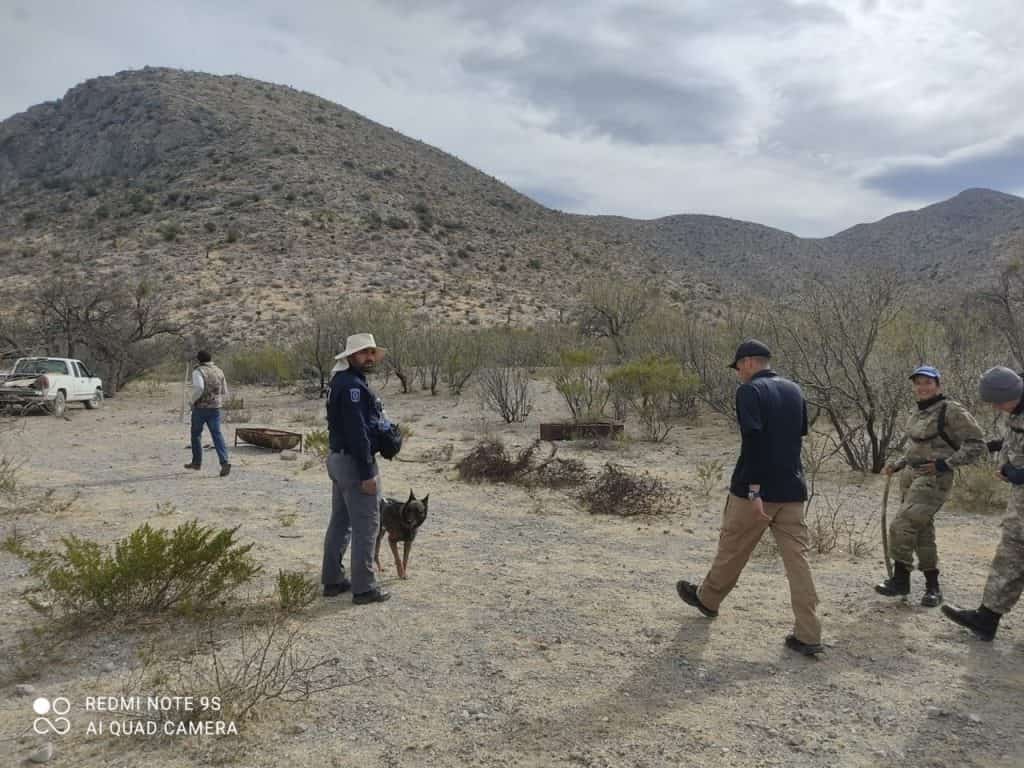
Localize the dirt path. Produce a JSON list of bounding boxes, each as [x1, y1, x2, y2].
[[1, 381, 1022, 767]]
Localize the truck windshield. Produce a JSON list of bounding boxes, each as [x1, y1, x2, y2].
[[13, 359, 69, 375]]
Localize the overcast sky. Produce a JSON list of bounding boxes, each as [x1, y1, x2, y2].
[[2, 0, 1022, 236]]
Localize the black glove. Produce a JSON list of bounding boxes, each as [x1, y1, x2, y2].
[[933, 458, 951, 473], [999, 463, 1024, 485], [987, 439, 1004, 453]]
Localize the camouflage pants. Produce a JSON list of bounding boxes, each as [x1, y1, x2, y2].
[[982, 487, 1024, 615], [888, 471, 954, 571]]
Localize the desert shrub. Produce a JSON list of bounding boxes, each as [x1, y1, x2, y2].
[[128, 615, 362, 727], [0, 455, 21, 494], [442, 330, 485, 395], [305, 428, 329, 462], [606, 356, 694, 441], [951, 463, 1009, 514], [456, 438, 587, 488], [479, 365, 533, 423], [158, 220, 180, 241], [225, 344, 302, 385], [16, 520, 260, 618], [275, 570, 319, 612], [694, 459, 725, 497], [553, 348, 609, 422], [579, 463, 680, 517]]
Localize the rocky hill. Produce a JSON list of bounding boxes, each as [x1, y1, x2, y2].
[[1, 67, 1022, 343]]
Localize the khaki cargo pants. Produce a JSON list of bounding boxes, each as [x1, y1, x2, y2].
[[888, 470, 953, 571], [697, 494, 822, 645]]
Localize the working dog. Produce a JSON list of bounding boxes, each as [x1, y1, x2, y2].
[[375, 491, 429, 579]]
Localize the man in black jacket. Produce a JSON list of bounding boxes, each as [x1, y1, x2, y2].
[[677, 340, 823, 656], [321, 333, 391, 605]]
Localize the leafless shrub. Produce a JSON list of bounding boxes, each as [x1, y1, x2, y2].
[[579, 463, 680, 517], [456, 438, 588, 488], [479, 365, 533, 423]]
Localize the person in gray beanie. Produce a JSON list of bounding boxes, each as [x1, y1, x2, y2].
[[942, 366, 1024, 641]]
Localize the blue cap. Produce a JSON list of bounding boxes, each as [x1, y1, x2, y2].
[[909, 365, 941, 381]]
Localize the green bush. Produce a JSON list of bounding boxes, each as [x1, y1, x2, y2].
[[158, 220, 180, 241], [607, 356, 694, 441], [553, 348, 609, 423], [225, 344, 303, 385], [18, 520, 260, 617], [276, 570, 319, 612], [305, 428, 329, 462]]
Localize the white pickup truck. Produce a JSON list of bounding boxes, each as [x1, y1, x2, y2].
[[0, 357, 104, 417]]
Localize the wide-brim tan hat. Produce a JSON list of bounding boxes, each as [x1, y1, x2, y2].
[[334, 332, 387, 363]]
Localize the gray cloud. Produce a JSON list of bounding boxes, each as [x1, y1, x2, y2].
[[462, 33, 741, 145], [863, 136, 1024, 199]]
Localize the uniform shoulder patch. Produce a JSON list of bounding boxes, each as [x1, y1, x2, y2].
[[350, 388, 361, 403]]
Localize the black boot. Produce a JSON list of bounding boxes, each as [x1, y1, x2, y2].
[[921, 569, 942, 607], [875, 561, 911, 597], [941, 604, 1001, 641]]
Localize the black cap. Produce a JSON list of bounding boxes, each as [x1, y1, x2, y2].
[[729, 339, 771, 369]]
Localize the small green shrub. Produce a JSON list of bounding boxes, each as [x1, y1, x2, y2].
[[225, 345, 302, 385], [607, 356, 694, 442], [276, 570, 318, 612], [0, 455, 21, 494], [16, 519, 260, 617], [305, 428, 329, 463]]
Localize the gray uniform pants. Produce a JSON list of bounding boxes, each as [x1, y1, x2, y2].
[[322, 452, 382, 594]]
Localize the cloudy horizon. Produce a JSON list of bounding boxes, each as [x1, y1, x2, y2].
[[2, 0, 1022, 237]]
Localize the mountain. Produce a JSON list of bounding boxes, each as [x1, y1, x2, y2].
[[1, 68, 1022, 343]]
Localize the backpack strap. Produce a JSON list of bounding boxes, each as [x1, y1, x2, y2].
[[936, 402, 960, 452]]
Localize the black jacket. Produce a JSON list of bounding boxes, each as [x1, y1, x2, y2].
[[729, 370, 808, 503], [326, 367, 382, 481]]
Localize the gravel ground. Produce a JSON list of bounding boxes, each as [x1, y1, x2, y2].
[[0, 379, 1021, 767]]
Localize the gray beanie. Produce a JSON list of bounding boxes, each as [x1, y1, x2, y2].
[[979, 366, 1024, 404]]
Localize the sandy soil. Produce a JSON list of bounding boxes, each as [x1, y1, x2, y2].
[[0, 376, 1022, 768]]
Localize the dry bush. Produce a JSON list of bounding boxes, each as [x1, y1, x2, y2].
[[479, 365, 533, 423], [951, 463, 1009, 514], [127, 614, 370, 728], [456, 438, 588, 488], [579, 463, 680, 517], [0, 455, 21, 494], [694, 459, 725, 497]]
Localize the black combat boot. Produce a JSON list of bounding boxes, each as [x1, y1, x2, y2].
[[874, 561, 911, 597], [941, 604, 1001, 641], [921, 569, 942, 607]]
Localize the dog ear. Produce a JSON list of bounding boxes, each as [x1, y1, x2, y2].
[[407, 489, 415, 503], [421, 494, 429, 508]]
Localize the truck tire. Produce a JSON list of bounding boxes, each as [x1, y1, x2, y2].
[[84, 389, 103, 410], [51, 390, 66, 418]]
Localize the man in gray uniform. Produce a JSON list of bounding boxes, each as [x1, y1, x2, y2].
[[943, 366, 1024, 640], [322, 333, 390, 605]]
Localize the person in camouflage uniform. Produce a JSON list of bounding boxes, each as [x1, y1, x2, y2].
[[943, 366, 1024, 641], [876, 366, 985, 606]]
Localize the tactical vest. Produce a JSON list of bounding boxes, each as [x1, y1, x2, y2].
[[195, 363, 226, 409], [904, 400, 961, 463]]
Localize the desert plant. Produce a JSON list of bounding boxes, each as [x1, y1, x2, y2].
[[305, 428, 329, 463], [606, 356, 693, 442], [579, 464, 680, 517], [16, 519, 261, 617], [275, 570, 319, 612], [225, 344, 302, 385], [455, 438, 587, 488], [479, 365, 533, 423], [553, 348, 610, 422], [0, 455, 21, 494], [694, 459, 725, 497], [950, 462, 1009, 514]]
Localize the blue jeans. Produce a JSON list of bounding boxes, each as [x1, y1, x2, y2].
[[191, 408, 229, 466]]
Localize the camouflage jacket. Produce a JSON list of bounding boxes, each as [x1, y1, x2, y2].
[[998, 401, 1024, 470], [892, 397, 985, 471], [194, 363, 227, 409]]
